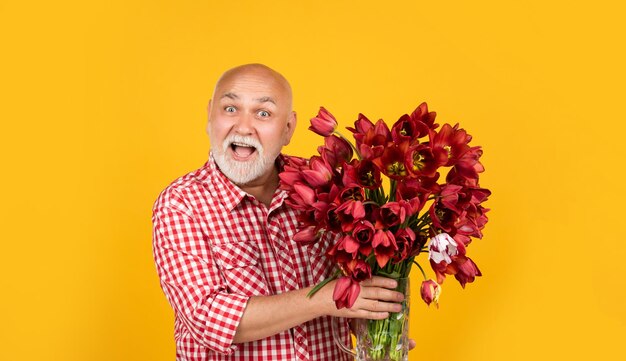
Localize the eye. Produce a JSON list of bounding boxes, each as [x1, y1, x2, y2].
[[258, 110, 270, 117], [225, 106, 236, 113]]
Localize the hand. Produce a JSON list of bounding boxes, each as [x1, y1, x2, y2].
[[322, 276, 405, 319]]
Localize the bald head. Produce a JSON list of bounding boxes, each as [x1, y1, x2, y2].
[[212, 64, 293, 111]]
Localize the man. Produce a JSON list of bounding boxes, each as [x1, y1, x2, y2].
[[152, 64, 405, 360]]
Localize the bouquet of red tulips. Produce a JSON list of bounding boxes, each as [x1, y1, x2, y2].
[[279, 103, 490, 360]]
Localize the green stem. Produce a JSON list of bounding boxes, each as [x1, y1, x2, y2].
[[413, 260, 428, 281], [306, 269, 340, 298], [377, 187, 386, 205], [389, 179, 397, 202]]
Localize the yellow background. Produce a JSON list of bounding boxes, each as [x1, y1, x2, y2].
[[1, 1, 624, 360]]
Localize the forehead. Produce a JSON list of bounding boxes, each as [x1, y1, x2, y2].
[[214, 71, 289, 104]]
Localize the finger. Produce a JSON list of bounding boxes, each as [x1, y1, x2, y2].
[[347, 296, 403, 314], [361, 276, 398, 289], [359, 286, 405, 303], [409, 338, 417, 350], [345, 309, 390, 320], [361, 299, 403, 313]]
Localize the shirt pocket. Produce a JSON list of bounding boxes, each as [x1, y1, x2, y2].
[[213, 241, 269, 296]]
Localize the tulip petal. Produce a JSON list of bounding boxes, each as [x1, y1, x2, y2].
[[293, 183, 316, 205]]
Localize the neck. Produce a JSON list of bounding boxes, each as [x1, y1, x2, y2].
[[238, 166, 280, 208]]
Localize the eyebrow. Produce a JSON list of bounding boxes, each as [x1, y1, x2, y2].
[[221, 92, 239, 100], [219, 92, 276, 105], [256, 96, 276, 105]]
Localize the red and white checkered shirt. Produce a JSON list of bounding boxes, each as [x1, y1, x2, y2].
[[152, 154, 352, 360]]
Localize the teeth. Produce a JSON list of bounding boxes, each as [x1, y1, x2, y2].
[[232, 142, 255, 148]]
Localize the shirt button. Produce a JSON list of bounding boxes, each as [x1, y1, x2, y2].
[[296, 335, 304, 344]]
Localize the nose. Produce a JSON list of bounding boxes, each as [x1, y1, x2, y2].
[[233, 111, 254, 135]]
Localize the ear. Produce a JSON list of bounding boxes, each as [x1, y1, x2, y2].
[[283, 111, 297, 145], [205, 99, 212, 135]]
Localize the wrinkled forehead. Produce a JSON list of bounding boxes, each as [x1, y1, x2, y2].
[[213, 67, 292, 107]]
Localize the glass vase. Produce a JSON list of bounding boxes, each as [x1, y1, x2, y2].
[[333, 277, 410, 361]]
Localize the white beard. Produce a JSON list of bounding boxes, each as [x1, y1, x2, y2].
[[211, 134, 279, 185]]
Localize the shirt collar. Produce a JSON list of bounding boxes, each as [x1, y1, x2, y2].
[[205, 153, 248, 211]]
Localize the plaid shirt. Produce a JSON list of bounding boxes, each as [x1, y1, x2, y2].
[[152, 154, 352, 360]]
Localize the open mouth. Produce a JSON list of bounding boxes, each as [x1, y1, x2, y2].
[[229, 141, 257, 160]]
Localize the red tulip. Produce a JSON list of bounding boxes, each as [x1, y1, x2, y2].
[[406, 144, 438, 177], [392, 227, 416, 263], [308, 185, 342, 231], [336, 200, 366, 232], [454, 207, 489, 241], [326, 235, 360, 264], [293, 183, 316, 206], [439, 184, 464, 215], [351, 220, 375, 256], [284, 194, 308, 211], [372, 230, 398, 268], [339, 186, 365, 202], [279, 169, 304, 189], [348, 113, 375, 135], [352, 117, 391, 159], [346, 259, 372, 282], [430, 254, 482, 287], [324, 207, 343, 233], [391, 114, 414, 142], [428, 232, 482, 287], [301, 156, 333, 188], [313, 182, 341, 206], [355, 159, 382, 189], [410, 232, 430, 258], [468, 187, 491, 204], [429, 203, 460, 234], [279, 157, 309, 190], [293, 225, 318, 242], [420, 279, 441, 307], [358, 142, 385, 161], [319, 135, 353, 168], [451, 146, 484, 181], [333, 276, 361, 309], [452, 233, 472, 247], [342, 159, 382, 190], [454, 257, 482, 288], [431, 183, 490, 241], [372, 141, 411, 180], [363, 202, 381, 229], [377, 201, 414, 228], [348, 113, 375, 151], [396, 176, 439, 206], [410, 102, 438, 131], [309, 107, 338, 136], [430, 123, 472, 167], [369, 119, 392, 146], [391, 113, 431, 143], [340, 162, 360, 188]]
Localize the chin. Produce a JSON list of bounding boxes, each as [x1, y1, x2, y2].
[[213, 151, 273, 185]]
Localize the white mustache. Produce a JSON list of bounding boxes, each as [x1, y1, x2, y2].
[[222, 135, 263, 153]]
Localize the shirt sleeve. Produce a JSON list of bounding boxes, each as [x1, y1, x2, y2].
[[152, 187, 249, 355]]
